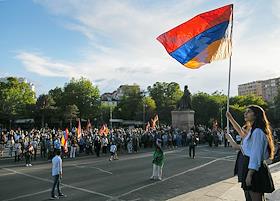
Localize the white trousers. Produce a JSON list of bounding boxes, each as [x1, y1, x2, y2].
[[151, 164, 162, 179], [70, 146, 76, 158], [127, 143, 132, 153]]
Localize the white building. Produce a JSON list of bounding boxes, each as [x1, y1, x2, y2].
[[238, 77, 280, 102]]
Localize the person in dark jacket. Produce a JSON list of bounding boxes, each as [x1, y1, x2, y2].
[[94, 136, 101, 157], [189, 131, 199, 158]]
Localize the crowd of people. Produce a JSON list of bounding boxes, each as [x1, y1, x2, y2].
[[1, 106, 280, 200], [0, 124, 279, 167]]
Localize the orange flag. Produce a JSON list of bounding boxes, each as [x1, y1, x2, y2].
[[86, 119, 92, 131], [151, 115, 159, 129], [99, 124, 109, 136], [145, 122, 150, 131], [77, 119, 82, 140]]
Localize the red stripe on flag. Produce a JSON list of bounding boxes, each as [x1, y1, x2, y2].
[[157, 4, 232, 53]]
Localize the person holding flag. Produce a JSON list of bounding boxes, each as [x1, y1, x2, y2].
[[226, 106, 275, 200]]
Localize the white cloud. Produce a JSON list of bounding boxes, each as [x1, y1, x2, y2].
[[21, 0, 280, 95], [16, 52, 81, 78], [271, 0, 280, 19]]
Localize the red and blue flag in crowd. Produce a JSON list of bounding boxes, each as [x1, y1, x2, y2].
[[157, 4, 233, 69], [77, 118, 82, 140], [61, 128, 69, 152]]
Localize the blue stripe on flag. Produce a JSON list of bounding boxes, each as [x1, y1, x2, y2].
[[170, 21, 229, 64]]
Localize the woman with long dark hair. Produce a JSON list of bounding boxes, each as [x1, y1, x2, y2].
[[226, 105, 275, 201]]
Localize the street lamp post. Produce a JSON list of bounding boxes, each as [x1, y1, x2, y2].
[[141, 90, 148, 129], [109, 102, 113, 129], [220, 106, 224, 129], [143, 104, 147, 129]]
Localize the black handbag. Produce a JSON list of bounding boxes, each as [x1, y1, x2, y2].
[[242, 156, 275, 193], [252, 161, 275, 193]]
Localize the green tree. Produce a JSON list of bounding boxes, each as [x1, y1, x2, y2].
[[36, 94, 56, 127], [143, 96, 156, 122], [99, 103, 111, 125], [229, 104, 246, 126], [64, 104, 79, 128], [230, 95, 267, 109], [192, 92, 267, 128], [192, 92, 221, 127], [229, 95, 267, 127], [63, 77, 100, 120], [148, 82, 183, 124], [114, 85, 143, 120], [49, 87, 63, 107], [0, 77, 36, 125]]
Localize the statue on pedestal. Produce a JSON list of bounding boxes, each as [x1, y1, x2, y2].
[[177, 85, 192, 110]]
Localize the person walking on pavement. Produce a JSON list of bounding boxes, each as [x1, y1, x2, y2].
[[25, 142, 34, 167], [109, 142, 118, 161], [50, 149, 65, 199], [189, 131, 199, 159]]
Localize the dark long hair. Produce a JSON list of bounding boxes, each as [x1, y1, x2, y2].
[[248, 105, 274, 160]]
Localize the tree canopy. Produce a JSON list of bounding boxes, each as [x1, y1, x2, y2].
[[0, 77, 36, 124], [148, 82, 183, 124], [0, 76, 278, 129]]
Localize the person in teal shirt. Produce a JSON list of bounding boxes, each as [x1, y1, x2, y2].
[[150, 139, 164, 180]]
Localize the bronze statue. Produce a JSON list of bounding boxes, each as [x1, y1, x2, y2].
[[177, 85, 192, 110]]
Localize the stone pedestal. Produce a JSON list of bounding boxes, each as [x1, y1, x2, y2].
[[171, 110, 195, 131]]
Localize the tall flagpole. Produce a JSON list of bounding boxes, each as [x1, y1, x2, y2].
[[227, 56, 232, 135], [227, 4, 233, 135]]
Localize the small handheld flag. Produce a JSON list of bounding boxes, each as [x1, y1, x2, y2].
[[157, 4, 233, 69], [86, 119, 92, 131], [77, 119, 82, 140], [151, 115, 159, 129], [145, 122, 150, 131]]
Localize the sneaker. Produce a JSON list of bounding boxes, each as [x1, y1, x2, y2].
[[58, 193, 66, 197], [50, 195, 58, 200], [29, 164, 32, 166], [150, 176, 155, 180], [158, 177, 162, 181]]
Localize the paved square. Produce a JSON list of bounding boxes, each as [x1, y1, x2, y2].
[[0, 146, 236, 201]]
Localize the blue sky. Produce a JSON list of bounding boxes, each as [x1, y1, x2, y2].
[[1, 0, 280, 96]]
